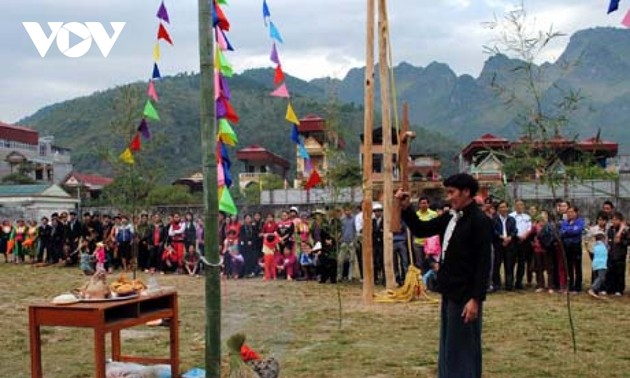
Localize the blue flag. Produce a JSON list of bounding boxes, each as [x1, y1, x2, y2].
[[269, 21, 283, 43], [152, 63, 161, 80], [263, 0, 271, 23], [608, 0, 620, 13], [298, 143, 310, 159], [291, 124, 300, 144]]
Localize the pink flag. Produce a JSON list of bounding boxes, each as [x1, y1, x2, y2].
[[218, 161, 225, 187], [216, 26, 228, 50], [623, 10, 630, 28], [214, 70, 220, 100], [270, 83, 290, 98], [147, 80, 159, 102]]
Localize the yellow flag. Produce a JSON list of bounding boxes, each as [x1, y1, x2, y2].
[[286, 102, 300, 125], [153, 42, 160, 61], [119, 148, 135, 165]]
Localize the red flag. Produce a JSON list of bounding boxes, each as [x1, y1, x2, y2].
[[223, 98, 240, 124], [305, 169, 322, 190], [157, 23, 173, 45], [129, 133, 141, 151], [214, 1, 231, 31], [274, 65, 285, 86]]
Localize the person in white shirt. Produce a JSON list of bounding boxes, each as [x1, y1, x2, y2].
[[510, 200, 532, 289], [354, 205, 364, 280]]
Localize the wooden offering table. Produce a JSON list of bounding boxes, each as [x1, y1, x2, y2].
[[29, 289, 179, 378]]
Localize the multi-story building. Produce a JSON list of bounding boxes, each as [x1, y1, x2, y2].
[[294, 115, 344, 188], [236, 145, 290, 190], [0, 122, 72, 184]]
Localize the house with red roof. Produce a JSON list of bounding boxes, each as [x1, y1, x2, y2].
[[294, 115, 344, 188], [62, 171, 114, 200], [0, 121, 73, 184], [458, 133, 619, 196], [236, 145, 290, 190]]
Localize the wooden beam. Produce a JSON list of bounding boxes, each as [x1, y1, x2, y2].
[[362, 0, 376, 304], [378, 0, 395, 289]]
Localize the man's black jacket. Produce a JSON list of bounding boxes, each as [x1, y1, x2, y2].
[[402, 201, 492, 304]]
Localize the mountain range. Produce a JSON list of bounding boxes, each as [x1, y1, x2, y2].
[[18, 26, 630, 183]]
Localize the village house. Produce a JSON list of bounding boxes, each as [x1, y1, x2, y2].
[[0, 122, 73, 184]]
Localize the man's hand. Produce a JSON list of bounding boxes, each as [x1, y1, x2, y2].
[[395, 189, 411, 210], [461, 298, 479, 324]]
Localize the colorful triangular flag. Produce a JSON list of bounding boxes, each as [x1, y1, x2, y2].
[[291, 124, 300, 144], [263, 0, 271, 24], [216, 98, 227, 119], [285, 103, 300, 125], [216, 48, 233, 77], [143, 100, 160, 121], [623, 9, 630, 27], [219, 186, 237, 215], [147, 80, 159, 102], [129, 133, 141, 151], [157, 23, 173, 45], [223, 98, 239, 123], [138, 118, 151, 140], [216, 26, 228, 51], [218, 161, 225, 187], [153, 42, 160, 61], [157, 1, 170, 23], [218, 28, 234, 51], [274, 65, 285, 85], [270, 83, 290, 98], [119, 148, 135, 165], [305, 168, 323, 190], [270, 43, 280, 65], [152, 63, 161, 80], [220, 73, 231, 99], [213, 1, 231, 31], [218, 118, 238, 146], [298, 144, 310, 159], [269, 22, 283, 43], [608, 0, 620, 14]]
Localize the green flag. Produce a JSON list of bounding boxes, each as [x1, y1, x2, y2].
[[143, 100, 160, 121], [219, 187, 237, 215], [218, 118, 238, 146]]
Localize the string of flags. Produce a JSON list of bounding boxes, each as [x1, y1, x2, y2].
[[119, 1, 173, 165], [608, 0, 630, 27], [215, 0, 238, 215], [262, 0, 322, 191]]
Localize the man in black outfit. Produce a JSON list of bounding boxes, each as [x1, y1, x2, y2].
[[492, 201, 518, 290], [397, 173, 491, 378]]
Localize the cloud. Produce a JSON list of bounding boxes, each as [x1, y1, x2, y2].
[[0, 0, 621, 123]]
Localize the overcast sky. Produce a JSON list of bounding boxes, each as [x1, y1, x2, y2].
[[0, 0, 622, 123]]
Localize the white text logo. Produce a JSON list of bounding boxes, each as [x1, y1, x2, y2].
[[23, 22, 126, 58]]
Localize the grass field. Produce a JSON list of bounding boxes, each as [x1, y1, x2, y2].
[[2, 263, 630, 378]]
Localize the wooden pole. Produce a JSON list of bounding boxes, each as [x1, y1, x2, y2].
[[400, 103, 412, 192], [362, 0, 376, 305], [199, 0, 221, 376], [378, 0, 395, 290]]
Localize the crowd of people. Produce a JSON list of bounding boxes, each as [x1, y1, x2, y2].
[[0, 197, 627, 296]]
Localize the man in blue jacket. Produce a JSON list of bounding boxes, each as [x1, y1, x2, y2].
[[559, 206, 585, 293], [397, 173, 491, 378], [493, 201, 518, 290]]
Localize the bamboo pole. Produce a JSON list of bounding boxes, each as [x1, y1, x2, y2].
[[362, 0, 376, 305], [199, 0, 221, 376], [378, 0, 395, 289]]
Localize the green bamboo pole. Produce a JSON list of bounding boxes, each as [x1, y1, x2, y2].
[[199, 0, 221, 376]]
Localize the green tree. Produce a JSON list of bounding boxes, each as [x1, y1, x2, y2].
[[1, 173, 36, 185], [146, 185, 194, 205]]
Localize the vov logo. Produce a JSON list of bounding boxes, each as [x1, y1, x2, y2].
[[22, 22, 126, 58]]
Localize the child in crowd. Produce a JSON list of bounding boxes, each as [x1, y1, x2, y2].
[[228, 244, 244, 279], [94, 242, 106, 272], [588, 232, 608, 298], [299, 241, 315, 280], [185, 244, 200, 277], [277, 245, 297, 280], [262, 232, 280, 280], [78, 240, 94, 276], [222, 229, 239, 278], [161, 243, 179, 274]]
